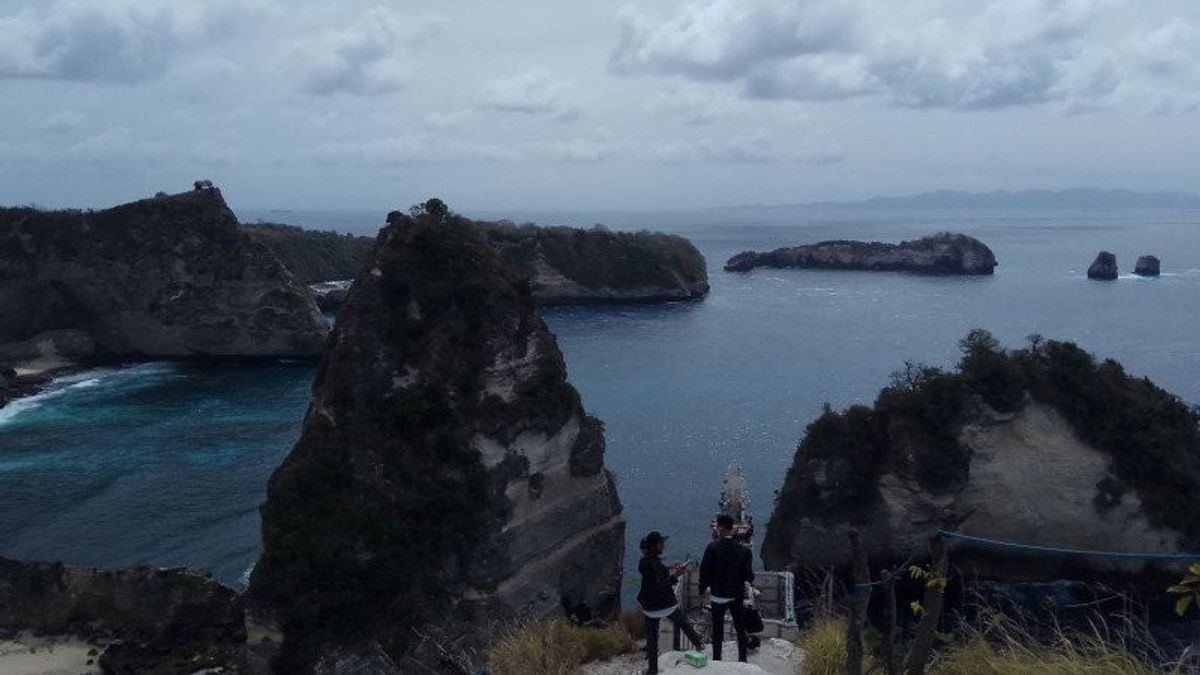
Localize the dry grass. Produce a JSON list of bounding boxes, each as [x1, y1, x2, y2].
[[930, 609, 1196, 675], [488, 617, 636, 675], [796, 617, 855, 675], [790, 602, 1198, 675]]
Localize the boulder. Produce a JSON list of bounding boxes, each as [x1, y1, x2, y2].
[[724, 233, 997, 275], [1087, 251, 1118, 280], [0, 557, 245, 674], [1134, 255, 1161, 277], [248, 204, 625, 673], [0, 188, 327, 359]]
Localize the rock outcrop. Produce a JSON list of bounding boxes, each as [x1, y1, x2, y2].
[[0, 557, 245, 674], [762, 331, 1200, 583], [248, 202, 625, 673], [0, 188, 327, 362], [1134, 255, 1161, 277], [724, 233, 996, 275], [1087, 251, 1118, 280]]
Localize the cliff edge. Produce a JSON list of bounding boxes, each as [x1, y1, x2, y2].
[[762, 330, 1200, 582], [0, 188, 327, 361], [248, 201, 625, 673], [725, 233, 996, 275]]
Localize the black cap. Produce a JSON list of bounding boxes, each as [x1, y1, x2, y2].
[[642, 530, 669, 546]]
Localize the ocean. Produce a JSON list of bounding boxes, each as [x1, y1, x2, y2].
[[2, 206, 1199, 594]]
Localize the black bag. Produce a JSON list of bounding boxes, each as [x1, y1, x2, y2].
[[743, 605, 765, 634]]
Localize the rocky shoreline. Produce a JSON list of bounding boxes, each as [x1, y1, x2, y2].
[[725, 232, 997, 275]]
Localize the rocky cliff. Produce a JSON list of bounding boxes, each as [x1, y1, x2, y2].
[[462, 217, 709, 304], [0, 188, 327, 362], [724, 233, 996, 275], [248, 202, 625, 673], [0, 557, 245, 674], [762, 331, 1200, 582]]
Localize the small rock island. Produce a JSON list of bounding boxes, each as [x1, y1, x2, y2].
[[1087, 251, 1119, 280], [724, 232, 996, 275], [1134, 255, 1161, 277]]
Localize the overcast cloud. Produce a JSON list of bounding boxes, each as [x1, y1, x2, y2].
[[0, 0, 1195, 211]]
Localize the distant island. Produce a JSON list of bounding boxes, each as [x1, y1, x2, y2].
[[725, 233, 997, 275], [728, 188, 1200, 210]]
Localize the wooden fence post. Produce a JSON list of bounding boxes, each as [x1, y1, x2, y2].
[[881, 566, 899, 675], [902, 536, 949, 675], [846, 529, 871, 675]]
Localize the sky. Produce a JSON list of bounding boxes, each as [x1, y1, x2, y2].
[[0, 0, 1197, 212]]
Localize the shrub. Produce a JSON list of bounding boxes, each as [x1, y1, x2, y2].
[[796, 617, 858, 675], [488, 618, 635, 675]]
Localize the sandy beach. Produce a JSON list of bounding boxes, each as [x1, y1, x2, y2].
[[0, 633, 102, 675]]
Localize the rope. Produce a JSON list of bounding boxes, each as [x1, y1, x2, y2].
[[936, 529, 1200, 562]]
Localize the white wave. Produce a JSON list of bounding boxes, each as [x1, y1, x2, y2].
[[239, 561, 256, 588], [0, 395, 49, 427], [0, 363, 177, 428]]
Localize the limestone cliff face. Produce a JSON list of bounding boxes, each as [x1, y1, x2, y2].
[[473, 221, 709, 304], [248, 208, 625, 673], [762, 333, 1200, 582], [725, 233, 996, 275], [0, 189, 327, 359]]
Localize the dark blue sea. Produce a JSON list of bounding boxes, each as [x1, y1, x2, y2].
[[2, 206, 1199, 594]]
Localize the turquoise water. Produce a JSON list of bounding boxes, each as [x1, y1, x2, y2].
[[2, 207, 1199, 588]]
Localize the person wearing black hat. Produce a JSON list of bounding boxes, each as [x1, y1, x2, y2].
[[699, 514, 754, 662], [637, 530, 703, 674]]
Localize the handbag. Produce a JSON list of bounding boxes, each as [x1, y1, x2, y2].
[[743, 604, 765, 634]]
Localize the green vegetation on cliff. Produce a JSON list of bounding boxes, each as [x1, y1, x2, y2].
[[766, 330, 1200, 552], [477, 220, 709, 302], [242, 222, 375, 284], [250, 200, 622, 672]]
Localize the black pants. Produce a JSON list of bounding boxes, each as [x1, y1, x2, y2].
[[644, 608, 702, 673], [710, 599, 749, 662]]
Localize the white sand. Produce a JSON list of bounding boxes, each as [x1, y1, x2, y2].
[[0, 633, 102, 675], [583, 638, 803, 675]]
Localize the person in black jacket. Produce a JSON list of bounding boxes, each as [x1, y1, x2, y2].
[[698, 514, 755, 662], [637, 530, 703, 674]]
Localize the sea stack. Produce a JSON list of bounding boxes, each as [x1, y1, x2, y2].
[[724, 233, 996, 275], [247, 200, 625, 673], [1134, 255, 1161, 277], [0, 187, 327, 360], [1087, 251, 1118, 280]]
